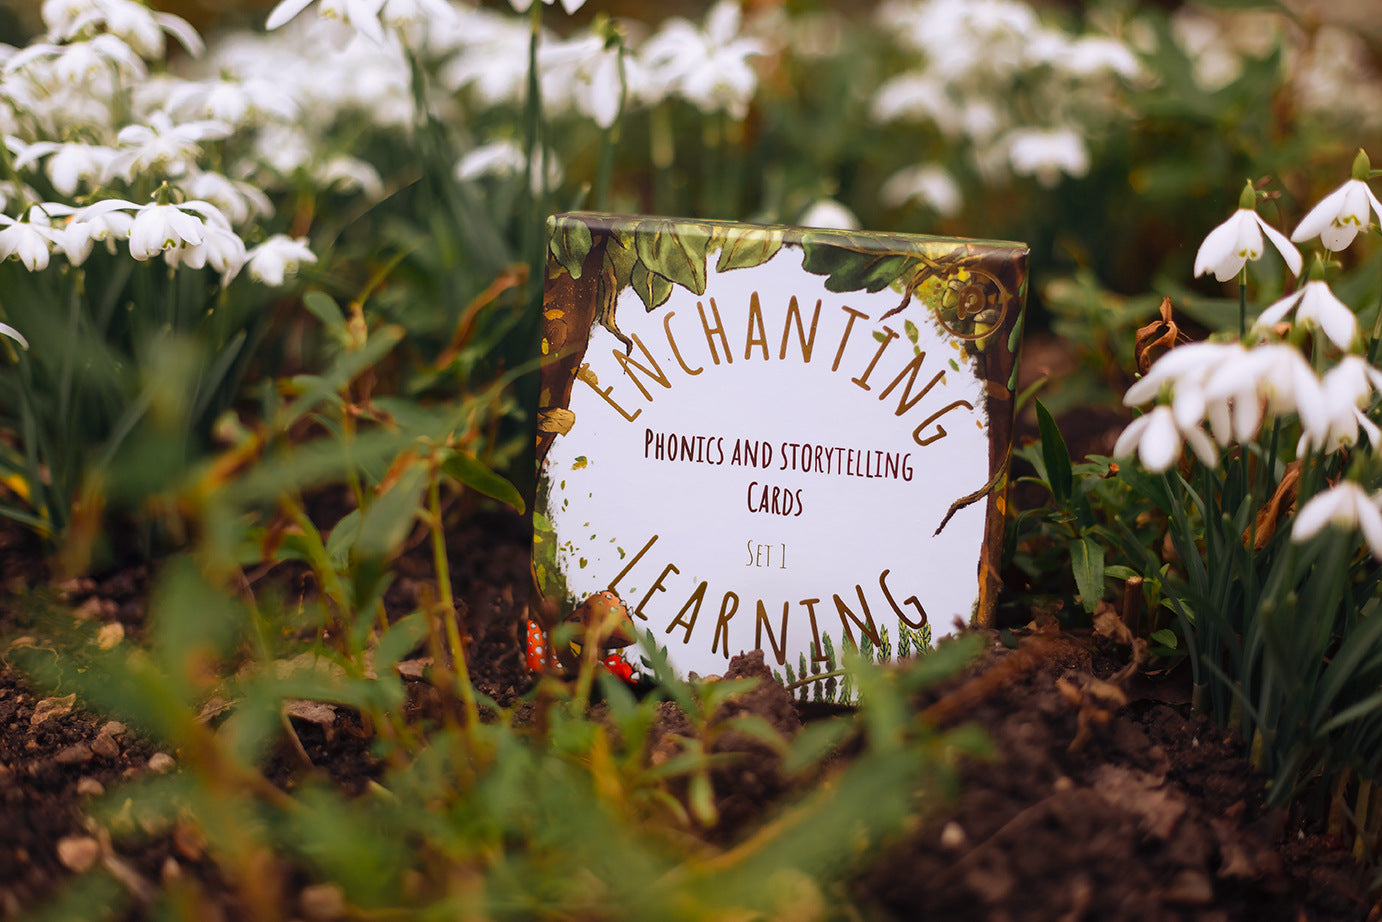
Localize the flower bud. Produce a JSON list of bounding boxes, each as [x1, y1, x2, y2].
[[1238, 179, 1257, 211], [1353, 149, 1372, 182]]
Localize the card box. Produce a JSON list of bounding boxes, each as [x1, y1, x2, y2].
[[532, 213, 1028, 683]]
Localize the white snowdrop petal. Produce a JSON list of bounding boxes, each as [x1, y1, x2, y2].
[[1256, 216, 1303, 277], [1112, 413, 1152, 460], [1293, 185, 1347, 243], [1292, 486, 1350, 542], [1139, 408, 1181, 473]]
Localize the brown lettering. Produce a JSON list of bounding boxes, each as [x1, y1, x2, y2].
[[711, 592, 740, 659], [779, 297, 821, 362]]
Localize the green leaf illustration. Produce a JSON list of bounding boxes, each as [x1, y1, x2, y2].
[[715, 226, 784, 272], [635, 219, 709, 296], [800, 233, 912, 294], [548, 215, 594, 280], [630, 261, 674, 312]]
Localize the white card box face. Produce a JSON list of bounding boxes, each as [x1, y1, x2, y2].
[[534, 214, 1028, 683]]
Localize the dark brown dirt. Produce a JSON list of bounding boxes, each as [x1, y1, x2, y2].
[[859, 632, 1371, 921], [0, 513, 1376, 921]]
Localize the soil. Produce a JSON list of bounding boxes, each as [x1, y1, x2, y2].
[[0, 510, 1376, 921]]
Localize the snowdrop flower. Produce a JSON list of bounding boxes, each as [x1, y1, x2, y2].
[[0, 206, 74, 271], [60, 205, 133, 264], [314, 156, 385, 199], [1297, 356, 1382, 453], [0, 322, 26, 350], [1202, 343, 1325, 443], [640, 1, 766, 120], [381, 0, 459, 30], [6, 34, 146, 85], [454, 140, 562, 192], [110, 111, 232, 180], [1123, 340, 1250, 451], [1006, 127, 1089, 188], [880, 165, 962, 217], [1113, 405, 1218, 473], [1252, 279, 1357, 352], [166, 212, 246, 282], [164, 77, 299, 127], [185, 171, 274, 226], [514, 0, 588, 12], [10, 140, 118, 196], [78, 196, 231, 263], [539, 33, 623, 129], [438, 11, 532, 107], [1291, 481, 1382, 559], [798, 199, 860, 230], [43, 0, 203, 59], [1057, 36, 1141, 79], [510, 0, 586, 13], [246, 235, 317, 286], [1291, 150, 1382, 252], [1194, 181, 1303, 282], [266, 0, 387, 46]]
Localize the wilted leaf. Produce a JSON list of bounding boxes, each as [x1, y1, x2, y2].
[[538, 408, 575, 435]]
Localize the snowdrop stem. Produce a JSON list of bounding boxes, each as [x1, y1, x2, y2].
[[592, 41, 628, 212], [1238, 271, 1247, 339], [519, 7, 544, 281], [1369, 262, 1382, 364]]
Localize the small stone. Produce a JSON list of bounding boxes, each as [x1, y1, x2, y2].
[[1165, 870, 1214, 905], [146, 752, 176, 774], [30, 694, 76, 728], [74, 596, 116, 620], [173, 822, 204, 861], [1053, 775, 1075, 792], [299, 882, 346, 921], [161, 857, 181, 883], [95, 622, 125, 650], [939, 821, 968, 851], [76, 777, 105, 797], [100, 722, 126, 737], [56, 836, 100, 872], [90, 734, 120, 759], [55, 744, 93, 766]]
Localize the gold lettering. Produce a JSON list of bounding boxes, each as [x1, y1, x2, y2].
[[833, 586, 881, 648], [913, 400, 974, 446], [754, 599, 790, 666], [879, 569, 927, 629], [634, 562, 679, 621], [744, 291, 770, 360], [610, 333, 672, 402], [779, 297, 821, 362], [667, 581, 708, 643], [800, 598, 830, 664], [712, 592, 740, 659], [832, 306, 869, 372], [852, 326, 899, 391], [578, 370, 640, 422], [607, 534, 658, 594], [663, 311, 703, 376], [697, 298, 733, 366], [878, 351, 946, 416]]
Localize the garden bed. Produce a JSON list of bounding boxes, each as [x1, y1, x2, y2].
[[0, 513, 1372, 921]]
